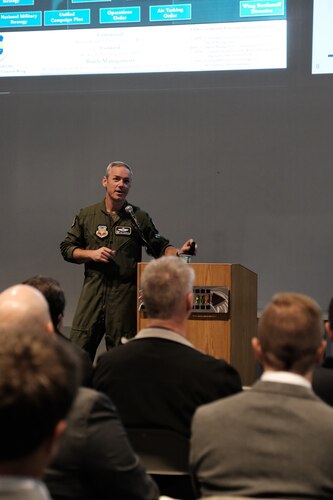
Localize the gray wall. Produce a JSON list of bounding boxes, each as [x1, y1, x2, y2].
[[1, 0, 332, 324]]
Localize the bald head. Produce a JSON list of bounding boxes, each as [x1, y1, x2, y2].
[[0, 284, 54, 337]]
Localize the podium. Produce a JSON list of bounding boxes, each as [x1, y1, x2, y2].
[[137, 263, 257, 386]]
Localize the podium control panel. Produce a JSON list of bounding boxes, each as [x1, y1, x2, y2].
[[192, 286, 229, 313], [138, 285, 229, 314]]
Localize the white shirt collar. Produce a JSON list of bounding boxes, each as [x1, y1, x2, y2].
[[261, 371, 311, 389], [131, 327, 194, 348]]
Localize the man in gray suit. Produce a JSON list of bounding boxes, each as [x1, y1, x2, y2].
[[190, 292, 333, 499]]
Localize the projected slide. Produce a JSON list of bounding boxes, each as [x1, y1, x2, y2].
[[0, 0, 287, 77], [312, 0, 333, 74]]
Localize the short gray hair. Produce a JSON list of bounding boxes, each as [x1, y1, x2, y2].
[[105, 161, 133, 178], [141, 256, 194, 319]]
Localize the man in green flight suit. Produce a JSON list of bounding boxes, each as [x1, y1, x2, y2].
[[61, 161, 194, 361]]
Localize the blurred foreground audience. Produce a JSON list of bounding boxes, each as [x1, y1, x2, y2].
[[0, 282, 159, 500], [0, 284, 80, 499], [44, 387, 159, 500]]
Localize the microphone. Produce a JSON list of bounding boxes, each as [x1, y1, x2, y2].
[[125, 205, 157, 258], [125, 205, 140, 230]]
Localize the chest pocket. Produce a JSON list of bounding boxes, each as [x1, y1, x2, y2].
[[113, 224, 142, 253]]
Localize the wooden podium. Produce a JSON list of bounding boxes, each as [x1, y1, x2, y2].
[[137, 263, 257, 386]]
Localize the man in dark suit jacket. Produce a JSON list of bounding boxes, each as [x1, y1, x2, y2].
[[190, 292, 333, 499], [92, 256, 242, 438], [312, 297, 333, 406], [44, 387, 159, 500]]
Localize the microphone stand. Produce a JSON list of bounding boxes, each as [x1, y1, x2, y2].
[[125, 206, 159, 258]]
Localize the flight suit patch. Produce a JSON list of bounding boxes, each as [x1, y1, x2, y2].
[[96, 225, 109, 238], [115, 226, 132, 236]]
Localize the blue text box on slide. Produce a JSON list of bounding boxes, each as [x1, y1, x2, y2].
[[0, 0, 34, 6], [240, 1, 285, 18], [150, 4, 192, 22], [44, 9, 90, 26], [100, 7, 140, 24], [0, 11, 41, 27]]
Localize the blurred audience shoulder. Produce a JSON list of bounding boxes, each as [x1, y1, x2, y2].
[[312, 296, 333, 406], [44, 387, 159, 500]]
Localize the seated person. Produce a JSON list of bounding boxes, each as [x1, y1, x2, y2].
[[44, 387, 159, 500], [92, 256, 242, 438], [0, 283, 158, 500], [0, 285, 80, 499], [23, 275, 93, 386], [190, 292, 333, 499]]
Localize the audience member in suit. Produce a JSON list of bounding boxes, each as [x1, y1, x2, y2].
[[92, 256, 242, 438], [23, 275, 93, 386], [190, 292, 333, 499], [0, 284, 80, 500], [44, 387, 159, 500], [312, 297, 333, 406], [0, 284, 158, 500]]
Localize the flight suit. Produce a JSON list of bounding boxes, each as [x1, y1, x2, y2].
[[60, 200, 170, 359]]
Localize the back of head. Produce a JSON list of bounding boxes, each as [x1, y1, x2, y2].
[[258, 292, 323, 374], [0, 329, 80, 460], [22, 276, 65, 333], [142, 256, 194, 319], [0, 284, 53, 336]]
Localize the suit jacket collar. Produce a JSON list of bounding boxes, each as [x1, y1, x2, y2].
[[252, 379, 319, 401]]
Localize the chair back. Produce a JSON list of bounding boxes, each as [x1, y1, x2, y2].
[[127, 427, 189, 473], [127, 428, 195, 499]]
